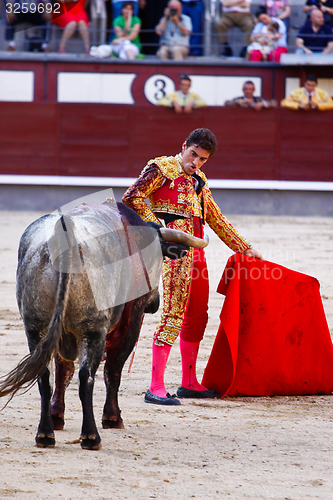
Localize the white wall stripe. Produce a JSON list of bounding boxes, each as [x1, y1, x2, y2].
[[1, 175, 333, 192]]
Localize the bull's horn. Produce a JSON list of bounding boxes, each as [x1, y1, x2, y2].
[[159, 228, 208, 249]]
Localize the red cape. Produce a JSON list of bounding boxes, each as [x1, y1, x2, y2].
[[202, 254, 333, 398]]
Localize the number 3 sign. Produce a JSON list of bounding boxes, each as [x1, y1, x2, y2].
[[144, 74, 175, 105]]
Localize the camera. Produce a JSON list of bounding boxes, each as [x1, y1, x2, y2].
[[169, 8, 177, 16]]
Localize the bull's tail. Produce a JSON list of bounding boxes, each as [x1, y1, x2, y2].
[[0, 215, 73, 401]]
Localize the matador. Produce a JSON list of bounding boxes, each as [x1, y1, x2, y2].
[[123, 128, 262, 405]]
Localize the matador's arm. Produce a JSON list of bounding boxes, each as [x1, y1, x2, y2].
[[122, 164, 164, 224], [204, 188, 252, 253]]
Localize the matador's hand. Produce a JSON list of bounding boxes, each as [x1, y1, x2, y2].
[[244, 247, 263, 261]]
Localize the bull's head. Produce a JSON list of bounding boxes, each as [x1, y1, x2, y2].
[[147, 221, 208, 260]]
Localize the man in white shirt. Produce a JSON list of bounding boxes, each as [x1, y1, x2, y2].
[[155, 0, 192, 60], [216, 0, 255, 57]]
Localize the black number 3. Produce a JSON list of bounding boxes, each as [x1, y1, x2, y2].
[[154, 79, 167, 100]]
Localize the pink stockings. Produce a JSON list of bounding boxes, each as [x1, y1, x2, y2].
[[179, 338, 208, 391], [148, 339, 208, 396], [148, 342, 172, 398]]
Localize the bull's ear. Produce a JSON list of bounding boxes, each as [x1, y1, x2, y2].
[[162, 242, 189, 260]]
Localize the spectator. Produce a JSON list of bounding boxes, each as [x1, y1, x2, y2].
[[139, 0, 168, 54], [248, 6, 288, 62], [224, 80, 277, 109], [246, 20, 280, 60], [111, 0, 140, 19], [155, 0, 192, 60], [216, 0, 255, 58], [180, 0, 205, 55], [111, 1, 141, 59], [281, 74, 333, 110], [296, 8, 333, 53], [303, 0, 333, 27], [158, 74, 206, 113], [261, 0, 291, 31], [4, 0, 50, 51], [52, 0, 90, 54]]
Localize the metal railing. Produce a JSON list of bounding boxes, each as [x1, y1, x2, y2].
[[0, 0, 311, 57]]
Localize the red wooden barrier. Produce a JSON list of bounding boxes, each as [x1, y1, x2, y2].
[[0, 103, 332, 182]]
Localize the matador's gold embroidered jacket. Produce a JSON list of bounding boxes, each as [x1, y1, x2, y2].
[[122, 154, 251, 345], [122, 154, 251, 253]]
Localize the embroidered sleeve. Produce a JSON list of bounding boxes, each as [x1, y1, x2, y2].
[[122, 164, 164, 224], [204, 188, 251, 253]]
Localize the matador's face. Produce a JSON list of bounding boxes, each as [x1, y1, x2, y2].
[[181, 143, 210, 176]]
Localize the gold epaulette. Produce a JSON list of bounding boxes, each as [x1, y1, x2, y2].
[[139, 156, 183, 189], [147, 156, 182, 180]]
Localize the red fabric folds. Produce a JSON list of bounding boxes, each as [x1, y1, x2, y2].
[[202, 254, 333, 398]]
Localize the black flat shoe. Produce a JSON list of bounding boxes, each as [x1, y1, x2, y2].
[[177, 386, 222, 399], [144, 390, 181, 406]]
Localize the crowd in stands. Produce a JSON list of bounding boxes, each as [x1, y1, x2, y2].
[[1, 0, 333, 58], [156, 73, 333, 111], [157, 73, 333, 112]]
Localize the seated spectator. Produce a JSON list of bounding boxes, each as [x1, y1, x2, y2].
[[155, 0, 192, 60], [224, 80, 277, 109], [112, 0, 139, 20], [180, 0, 205, 55], [261, 0, 291, 31], [216, 0, 255, 58], [52, 0, 90, 54], [281, 74, 333, 110], [296, 8, 333, 54], [303, 0, 333, 27], [157, 74, 206, 113], [5, 0, 51, 51], [248, 6, 288, 62], [111, 1, 141, 59], [246, 20, 280, 60]]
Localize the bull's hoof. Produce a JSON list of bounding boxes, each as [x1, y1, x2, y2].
[[35, 432, 55, 448], [102, 418, 124, 429], [51, 414, 65, 431], [80, 433, 101, 450]]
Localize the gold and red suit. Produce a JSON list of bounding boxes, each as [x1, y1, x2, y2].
[[122, 154, 251, 346]]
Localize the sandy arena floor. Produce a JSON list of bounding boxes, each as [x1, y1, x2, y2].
[[0, 210, 332, 500]]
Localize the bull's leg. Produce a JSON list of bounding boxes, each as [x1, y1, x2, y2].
[[36, 367, 55, 448], [102, 302, 145, 429], [50, 354, 75, 430], [78, 336, 105, 450], [24, 329, 55, 448]]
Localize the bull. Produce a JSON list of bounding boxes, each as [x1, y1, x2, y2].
[[0, 200, 207, 450]]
